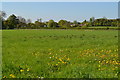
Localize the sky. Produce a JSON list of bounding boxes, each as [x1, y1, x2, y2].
[[1, 0, 120, 2], [1, 2, 118, 22], [118, 2, 120, 18]]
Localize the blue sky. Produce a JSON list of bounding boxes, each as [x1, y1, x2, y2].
[[1, 0, 120, 2], [2, 2, 118, 22]]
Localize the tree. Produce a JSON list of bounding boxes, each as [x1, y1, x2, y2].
[[81, 20, 89, 27], [82, 20, 87, 24], [58, 20, 67, 27], [37, 18, 42, 22], [27, 23, 35, 29], [90, 17, 95, 22], [89, 17, 95, 26], [47, 20, 57, 28], [27, 19, 32, 24], [35, 21, 45, 28], [3, 20, 9, 29], [62, 22, 71, 29], [0, 11, 6, 19], [73, 20, 78, 24], [71, 20, 80, 27], [6, 14, 19, 29], [116, 18, 120, 27], [103, 16, 107, 19], [16, 16, 27, 28], [17, 16, 26, 23], [0, 11, 6, 29]]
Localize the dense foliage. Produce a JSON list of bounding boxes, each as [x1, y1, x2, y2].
[[0, 11, 120, 29]]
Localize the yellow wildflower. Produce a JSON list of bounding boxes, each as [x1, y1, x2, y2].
[[9, 74, 16, 78], [98, 61, 101, 63], [55, 57, 58, 59], [106, 61, 108, 63], [117, 49, 118, 51], [27, 68, 30, 71], [59, 58, 62, 62], [49, 53, 52, 55], [98, 65, 101, 67], [115, 67, 118, 69], [98, 53, 100, 54], [101, 50, 104, 52], [112, 68, 115, 70], [64, 55, 66, 57], [64, 62, 67, 64], [115, 62, 118, 65], [67, 58, 70, 61], [3, 76, 6, 78], [62, 61, 65, 64], [58, 62, 60, 64], [20, 69, 24, 72]]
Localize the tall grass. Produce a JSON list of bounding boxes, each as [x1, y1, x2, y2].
[[2, 30, 118, 78]]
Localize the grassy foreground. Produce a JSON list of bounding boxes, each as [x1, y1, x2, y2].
[[2, 29, 119, 78]]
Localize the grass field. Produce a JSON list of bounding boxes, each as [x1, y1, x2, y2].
[[2, 29, 119, 78]]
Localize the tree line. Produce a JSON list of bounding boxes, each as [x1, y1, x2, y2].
[[0, 11, 120, 29]]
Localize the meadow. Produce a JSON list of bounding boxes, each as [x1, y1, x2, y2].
[[2, 29, 119, 78]]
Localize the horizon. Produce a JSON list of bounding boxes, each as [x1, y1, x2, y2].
[[1, 2, 118, 22]]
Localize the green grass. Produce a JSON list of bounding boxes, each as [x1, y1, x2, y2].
[[75, 26, 119, 29], [2, 29, 119, 78], [88, 26, 119, 29], [0, 30, 2, 79]]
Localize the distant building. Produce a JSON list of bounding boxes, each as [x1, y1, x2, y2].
[[44, 25, 47, 27], [70, 24, 76, 27]]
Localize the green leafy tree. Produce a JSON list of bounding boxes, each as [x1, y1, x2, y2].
[[17, 22, 27, 29], [35, 21, 45, 28], [17, 16, 26, 23], [7, 14, 19, 29], [27, 23, 35, 29], [37, 18, 42, 22], [17, 16, 27, 28], [0, 11, 6, 29], [0, 11, 6, 20], [27, 19, 32, 24], [73, 20, 78, 24], [47, 20, 57, 28], [58, 20, 67, 27], [3, 20, 9, 29], [89, 17, 95, 26]]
